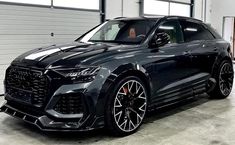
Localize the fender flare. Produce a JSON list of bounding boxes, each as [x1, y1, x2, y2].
[[95, 63, 152, 117]]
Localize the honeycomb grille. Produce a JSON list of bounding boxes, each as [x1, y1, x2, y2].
[[5, 66, 49, 107], [54, 94, 83, 114]]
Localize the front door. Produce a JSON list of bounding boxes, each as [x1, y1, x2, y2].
[[145, 20, 195, 106]]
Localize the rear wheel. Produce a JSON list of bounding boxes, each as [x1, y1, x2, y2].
[[105, 76, 148, 136], [209, 60, 234, 99]]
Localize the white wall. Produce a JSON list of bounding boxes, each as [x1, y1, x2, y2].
[[123, 0, 139, 17], [106, 0, 122, 19], [210, 0, 234, 35], [106, 0, 139, 19], [193, 0, 212, 24], [194, 0, 204, 21], [205, 0, 212, 24]]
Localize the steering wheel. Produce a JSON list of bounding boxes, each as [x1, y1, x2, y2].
[[136, 34, 146, 38]]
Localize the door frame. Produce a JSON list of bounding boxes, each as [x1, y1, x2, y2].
[[222, 16, 235, 60]]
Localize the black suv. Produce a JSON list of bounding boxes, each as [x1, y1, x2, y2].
[[1, 16, 233, 136]]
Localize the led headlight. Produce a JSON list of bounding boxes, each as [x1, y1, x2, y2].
[[54, 66, 100, 82]]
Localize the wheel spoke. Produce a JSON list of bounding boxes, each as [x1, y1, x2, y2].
[[136, 83, 141, 94], [115, 111, 123, 123], [128, 81, 134, 94], [138, 92, 146, 100], [129, 119, 135, 131], [139, 102, 146, 112], [129, 107, 143, 124], [115, 97, 122, 108], [120, 119, 128, 129], [118, 92, 126, 95]]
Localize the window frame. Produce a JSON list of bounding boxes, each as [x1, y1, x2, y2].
[[147, 19, 218, 48], [179, 20, 216, 43]]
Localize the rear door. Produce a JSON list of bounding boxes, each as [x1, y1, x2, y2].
[[179, 20, 218, 74]]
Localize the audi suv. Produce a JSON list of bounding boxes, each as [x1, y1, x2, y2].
[[1, 16, 234, 136]]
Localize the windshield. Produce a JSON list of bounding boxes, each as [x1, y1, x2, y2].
[[79, 20, 157, 44]]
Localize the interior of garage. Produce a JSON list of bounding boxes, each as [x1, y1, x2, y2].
[[0, 0, 235, 144], [0, 0, 207, 95]]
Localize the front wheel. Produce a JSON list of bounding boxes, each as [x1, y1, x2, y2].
[[209, 60, 234, 99], [105, 76, 148, 136]]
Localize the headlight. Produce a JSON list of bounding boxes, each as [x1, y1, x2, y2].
[[54, 66, 100, 82]]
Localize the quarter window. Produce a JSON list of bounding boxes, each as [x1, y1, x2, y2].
[[180, 21, 215, 42]]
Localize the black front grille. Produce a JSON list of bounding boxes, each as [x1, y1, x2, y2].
[[5, 66, 49, 107], [54, 94, 83, 114]]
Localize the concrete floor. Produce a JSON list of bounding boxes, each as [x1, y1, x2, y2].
[[1, 90, 235, 145]]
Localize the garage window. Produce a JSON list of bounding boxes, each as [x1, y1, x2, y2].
[[0, 0, 100, 10], [0, 0, 51, 5], [144, 0, 169, 16], [143, 0, 191, 17], [170, 3, 190, 17], [53, 0, 99, 10]]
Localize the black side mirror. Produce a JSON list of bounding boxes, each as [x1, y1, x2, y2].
[[150, 32, 170, 48]]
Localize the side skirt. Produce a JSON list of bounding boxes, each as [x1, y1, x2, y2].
[[148, 73, 211, 111]]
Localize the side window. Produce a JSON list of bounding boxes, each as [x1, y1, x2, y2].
[[180, 21, 215, 42], [157, 20, 184, 44]]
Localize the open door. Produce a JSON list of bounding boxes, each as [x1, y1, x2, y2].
[[223, 17, 235, 60]]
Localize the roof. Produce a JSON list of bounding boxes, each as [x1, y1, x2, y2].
[[113, 16, 203, 23]]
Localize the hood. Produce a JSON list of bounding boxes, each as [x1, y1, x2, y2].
[[12, 42, 141, 69]]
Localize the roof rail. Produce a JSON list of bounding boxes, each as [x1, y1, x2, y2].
[[164, 16, 203, 22], [114, 17, 127, 19]]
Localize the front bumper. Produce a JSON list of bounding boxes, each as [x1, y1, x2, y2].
[[1, 81, 106, 131], [0, 102, 104, 132], [1, 65, 112, 131]]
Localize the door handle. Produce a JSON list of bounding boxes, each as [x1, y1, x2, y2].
[[183, 51, 190, 55], [183, 51, 195, 59], [213, 47, 218, 51]]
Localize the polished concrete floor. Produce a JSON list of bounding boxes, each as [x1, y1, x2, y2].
[[1, 89, 235, 145]]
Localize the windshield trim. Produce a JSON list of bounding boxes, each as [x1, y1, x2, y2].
[[89, 40, 141, 45]]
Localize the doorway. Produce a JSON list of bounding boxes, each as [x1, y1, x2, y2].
[[223, 16, 235, 60]]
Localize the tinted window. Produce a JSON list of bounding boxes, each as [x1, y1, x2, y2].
[[156, 20, 184, 44], [180, 21, 215, 42]]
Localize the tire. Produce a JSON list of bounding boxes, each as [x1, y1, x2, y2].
[[105, 76, 148, 136], [209, 60, 234, 99]]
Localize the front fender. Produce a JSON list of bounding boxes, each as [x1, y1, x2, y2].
[[95, 63, 152, 117]]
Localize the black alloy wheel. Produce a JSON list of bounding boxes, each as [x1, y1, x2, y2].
[[105, 76, 148, 136]]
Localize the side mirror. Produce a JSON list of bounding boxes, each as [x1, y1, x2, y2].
[[150, 32, 170, 48]]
